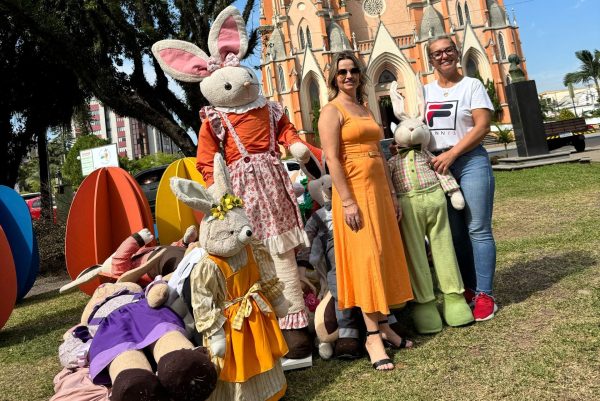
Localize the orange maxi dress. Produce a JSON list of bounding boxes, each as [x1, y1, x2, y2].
[[330, 100, 414, 314]]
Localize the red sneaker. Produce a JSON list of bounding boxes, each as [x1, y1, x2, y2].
[[463, 288, 476, 307], [473, 293, 498, 321]]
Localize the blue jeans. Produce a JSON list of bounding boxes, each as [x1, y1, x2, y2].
[[447, 145, 496, 295]]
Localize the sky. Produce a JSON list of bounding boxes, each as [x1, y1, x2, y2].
[[234, 0, 600, 93], [509, 0, 600, 92]]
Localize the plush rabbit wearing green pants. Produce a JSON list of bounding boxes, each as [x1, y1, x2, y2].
[[387, 80, 473, 334]]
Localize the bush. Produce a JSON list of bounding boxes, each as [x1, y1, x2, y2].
[[33, 219, 66, 275], [557, 108, 576, 121]]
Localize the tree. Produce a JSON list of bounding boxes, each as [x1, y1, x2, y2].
[[563, 50, 600, 104], [484, 79, 503, 121], [1, 0, 258, 158], [0, 11, 88, 189], [493, 123, 514, 158], [62, 134, 110, 188]]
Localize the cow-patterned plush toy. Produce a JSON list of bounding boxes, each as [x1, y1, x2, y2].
[[387, 80, 473, 334], [58, 280, 217, 401], [152, 5, 316, 359], [167, 153, 290, 401]]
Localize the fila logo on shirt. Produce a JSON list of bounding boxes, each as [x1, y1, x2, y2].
[[425, 101, 458, 132]]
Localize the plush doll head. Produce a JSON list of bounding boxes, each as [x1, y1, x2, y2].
[[389, 79, 430, 149], [152, 6, 259, 108], [170, 153, 253, 258], [306, 155, 332, 207]]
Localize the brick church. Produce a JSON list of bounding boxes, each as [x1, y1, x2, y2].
[[258, 0, 527, 139]]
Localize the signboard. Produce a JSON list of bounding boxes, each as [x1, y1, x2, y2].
[[80, 144, 119, 176]]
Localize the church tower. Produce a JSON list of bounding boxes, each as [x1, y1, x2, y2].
[[259, 0, 526, 139]]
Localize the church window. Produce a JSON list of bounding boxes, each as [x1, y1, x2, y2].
[[378, 69, 396, 84], [266, 67, 273, 95], [299, 27, 306, 50], [457, 3, 464, 26], [278, 65, 286, 92], [306, 27, 313, 49], [362, 0, 386, 17], [498, 32, 507, 61], [464, 2, 471, 25]]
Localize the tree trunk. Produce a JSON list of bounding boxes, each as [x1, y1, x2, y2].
[[37, 130, 53, 221]]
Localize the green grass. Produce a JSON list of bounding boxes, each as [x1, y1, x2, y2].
[[2, 163, 600, 400]]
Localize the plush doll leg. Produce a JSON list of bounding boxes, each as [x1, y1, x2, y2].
[[399, 195, 443, 334], [428, 189, 474, 327], [153, 331, 218, 401], [109, 350, 168, 401], [326, 258, 363, 359], [271, 250, 312, 359]]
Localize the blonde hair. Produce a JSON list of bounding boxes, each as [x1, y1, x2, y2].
[[426, 35, 459, 57], [327, 51, 368, 104]]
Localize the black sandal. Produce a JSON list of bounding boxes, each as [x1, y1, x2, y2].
[[378, 320, 413, 349], [365, 330, 394, 371]]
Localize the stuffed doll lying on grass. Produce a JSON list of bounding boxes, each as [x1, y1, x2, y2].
[[167, 153, 290, 401], [387, 80, 473, 334], [59, 226, 197, 293], [58, 280, 217, 401]]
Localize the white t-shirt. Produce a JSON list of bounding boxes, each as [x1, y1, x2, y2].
[[424, 76, 493, 151]]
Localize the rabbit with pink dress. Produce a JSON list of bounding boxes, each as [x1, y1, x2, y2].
[[152, 6, 315, 359]]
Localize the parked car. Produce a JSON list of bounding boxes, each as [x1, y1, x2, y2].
[[134, 164, 169, 217], [26, 196, 57, 222]]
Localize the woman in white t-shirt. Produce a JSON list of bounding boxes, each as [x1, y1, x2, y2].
[[423, 35, 498, 321]]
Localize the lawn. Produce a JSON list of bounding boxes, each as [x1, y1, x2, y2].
[[1, 163, 599, 401]]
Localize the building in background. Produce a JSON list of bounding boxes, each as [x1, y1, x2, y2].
[[540, 86, 599, 118], [259, 0, 526, 139], [73, 98, 179, 159]]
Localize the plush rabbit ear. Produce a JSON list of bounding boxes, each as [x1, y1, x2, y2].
[[389, 81, 409, 121], [211, 153, 233, 201], [152, 40, 211, 82], [208, 6, 248, 61], [170, 177, 214, 215], [390, 122, 398, 133], [415, 73, 425, 121]]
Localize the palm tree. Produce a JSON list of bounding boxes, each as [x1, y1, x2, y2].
[[563, 50, 600, 103], [493, 124, 515, 158]]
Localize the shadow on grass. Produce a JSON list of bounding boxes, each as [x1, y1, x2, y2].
[[0, 292, 85, 349], [495, 251, 597, 307]]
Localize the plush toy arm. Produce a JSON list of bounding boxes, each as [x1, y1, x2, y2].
[[190, 258, 227, 338], [58, 326, 93, 369], [195, 122, 222, 187], [289, 142, 311, 164], [449, 190, 466, 210], [146, 276, 169, 308], [208, 327, 226, 358]]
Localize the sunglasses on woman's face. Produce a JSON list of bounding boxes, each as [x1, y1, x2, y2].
[[337, 67, 361, 76]]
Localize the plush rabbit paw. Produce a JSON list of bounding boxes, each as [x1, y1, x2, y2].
[[450, 190, 465, 210], [145, 276, 169, 308], [272, 296, 291, 319], [289, 142, 310, 164], [209, 328, 226, 358], [137, 228, 154, 245]]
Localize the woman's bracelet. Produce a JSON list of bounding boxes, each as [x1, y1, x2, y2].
[[342, 201, 355, 208]]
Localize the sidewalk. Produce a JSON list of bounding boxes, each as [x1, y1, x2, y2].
[[485, 132, 600, 162]]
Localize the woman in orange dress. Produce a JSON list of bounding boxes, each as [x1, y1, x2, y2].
[[318, 51, 414, 371]]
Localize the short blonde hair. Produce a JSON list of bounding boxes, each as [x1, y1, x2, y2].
[[426, 35, 459, 57]]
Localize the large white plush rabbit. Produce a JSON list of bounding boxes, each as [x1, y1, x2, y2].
[[152, 5, 314, 359], [168, 153, 290, 401], [387, 80, 473, 334]]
